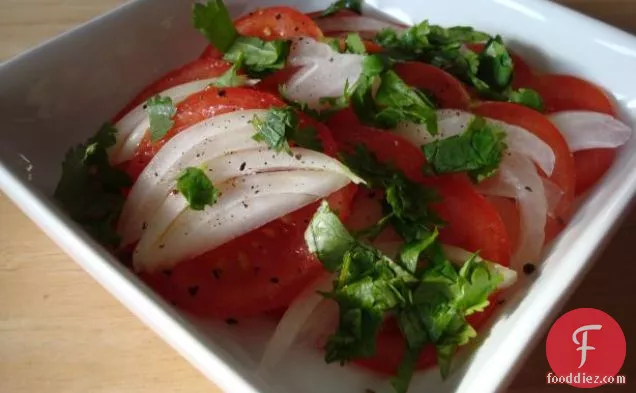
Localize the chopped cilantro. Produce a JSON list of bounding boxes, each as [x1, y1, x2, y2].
[[54, 123, 132, 248], [422, 116, 507, 182], [508, 88, 544, 111], [476, 35, 513, 91], [209, 55, 248, 87], [304, 202, 505, 393], [193, 0, 290, 77], [251, 107, 323, 154], [192, 0, 238, 53], [176, 167, 219, 211], [321, 0, 363, 17], [345, 33, 367, 54], [223, 37, 290, 77], [145, 95, 176, 142]]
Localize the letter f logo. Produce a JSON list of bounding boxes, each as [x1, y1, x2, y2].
[[572, 324, 602, 368]]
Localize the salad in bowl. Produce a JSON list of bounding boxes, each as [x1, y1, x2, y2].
[[53, 0, 632, 391]]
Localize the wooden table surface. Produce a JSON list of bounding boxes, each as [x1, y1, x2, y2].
[[1, 1, 635, 392]]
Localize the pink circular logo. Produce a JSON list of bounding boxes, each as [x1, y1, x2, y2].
[[546, 308, 626, 388]]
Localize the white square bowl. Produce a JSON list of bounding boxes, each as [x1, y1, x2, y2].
[[1, 0, 635, 392]]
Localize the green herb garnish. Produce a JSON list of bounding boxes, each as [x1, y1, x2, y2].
[[176, 167, 219, 211]]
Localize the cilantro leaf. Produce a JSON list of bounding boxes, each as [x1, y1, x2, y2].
[[455, 254, 503, 315], [391, 346, 422, 393], [422, 116, 507, 182], [321, 0, 363, 17], [345, 33, 367, 54], [192, 0, 238, 53], [251, 107, 297, 154], [305, 200, 356, 272], [176, 167, 219, 211], [209, 55, 248, 87], [146, 95, 176, 142], [54, 123, 132, 248], [224, 37, 290, 77], [508, 88, 544, 111], [476, 35, 513, 91]]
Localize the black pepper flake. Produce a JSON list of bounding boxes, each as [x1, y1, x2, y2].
[[523, 263, 536, 275], [187, 285, 199, 296], [240, 162, 246, 171], [159, 244, 165, 249], [170, 189, 178, 196], [212, 268, 223, 279], [218, 89, 227, 97], [294, 154, 302, 160], [294, 27, 299, 32], [255, 189, 260, 194], [170, 301, 178, 306], [162, 269, 172, 277], [303, 219, 309, 224], [225, 318, 238, 325], [329, 57, 334, 63], [196, 153, 201, 158], [254, 266, 261, 274], [242, 201, 249, 208], [497, 299, 506, 306], [270, 277, 280, 284], [557, 216, 566, 226], [525, 186, 533, 192], [154, 172, 159, 177], [142, 104, 148, 109], [368, 190, 376, 199], [142, 222, 148, 230], [275, 13, 282, 20]]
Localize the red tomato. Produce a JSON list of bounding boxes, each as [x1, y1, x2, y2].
[[467, 43, 535, 89], [472, 101, 576, 241], [140, 184, 358, 319], [125, 87, 283, 180], [394, 62, 472, 110], [200, 6, 323, 59], [331, 125, 510, 374], [113, 58, 232, 121], [531, 74, 619, 195]]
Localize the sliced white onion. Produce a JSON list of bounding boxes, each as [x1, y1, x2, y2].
[[110, 78, 219, 165], [394, 109, 556, 176], [285, 37, 364, 109], [258, 273, 335, 374], [316, 16, 403, 35], [548, 111, 632, 152], [133, 170, 352, 272], [442, 244, 518, 289], [542, 177, 564, 217], [478, 154, 547, 268]]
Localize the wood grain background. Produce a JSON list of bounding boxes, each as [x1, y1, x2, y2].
[[0, 1, 634, 392]]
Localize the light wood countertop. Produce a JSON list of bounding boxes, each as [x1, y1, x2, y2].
[[0, 1, 634, 392]]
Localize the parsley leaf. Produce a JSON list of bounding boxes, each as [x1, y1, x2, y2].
[[321, 0, 363, 17], [422, 116, 507, 182], [223, 37, 290, 77], [345, 33, 367, 54], [54, 123, 132, 248], [145, 95, 176, 142], [305, 201, 356, 271], [251, 107, 324, 154], [192, 0, 238, 53], [176, 167, 219, 211], [209, 55, 247, 87], [476, 35, 513, 91]]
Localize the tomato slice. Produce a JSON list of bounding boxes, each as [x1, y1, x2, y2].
[[113, 58, 232, 121], [531, 74, 619, 195], [466, 43, 535, 89], [331, 125, 510, 374], [125, 87, 283, 180], [394, 62, 471, 110], [200, 6, 323, 59], [140, 184, 357, 319], [472, 101, 576, 241]]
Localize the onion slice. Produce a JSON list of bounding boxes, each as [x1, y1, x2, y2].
[[110, 78, 218, 165], [285, 37, 364, 109], [394, 109, 556, 176], [316, 15, 403, 36], [548, 111, 632, 152], [133, 170, 351, 272], [257, 273, 335, 374], [478, 154, 547, 267]]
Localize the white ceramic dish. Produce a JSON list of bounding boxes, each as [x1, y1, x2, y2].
[[1, 0, 636, 392]]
